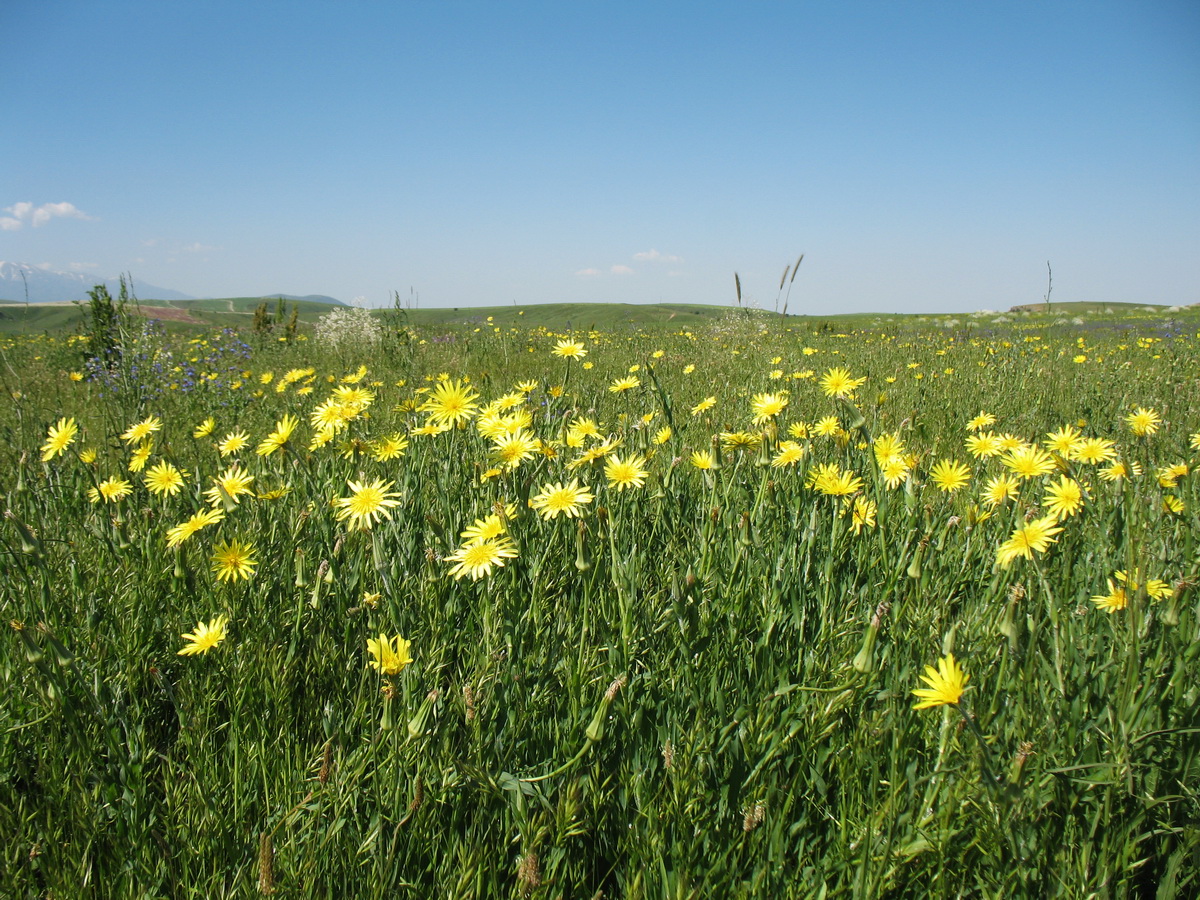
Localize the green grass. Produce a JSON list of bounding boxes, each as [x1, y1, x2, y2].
[[1, 307, 1198, 897]]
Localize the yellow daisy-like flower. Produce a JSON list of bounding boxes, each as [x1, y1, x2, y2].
[[420, 379, 480, 426], [371, 434, 410, 461], [121, 415, 162, 445], [218, 430, 250, 457], [366, 634, 412, 675], [256, 414, 300, 457], [492, 431, 540, 470], [551, 339, 587, 359], [334, 478, 402, 531], [40, 417, 78, 462], [1044, 425, 1083, 457], [652, 425, 673, 445], [813, 415, 842, 437], [529, 479, 594, 519], [445, 536, 519, 580], [1090, 580, 1127, 614], [212, 539, 257, 582], [608, 376, 641, 393], [966, 412, 996, 432], [965, 432, 1004, 459], [819, 367, 866, 399], [770, 441, 807, 467], [1125, 406, 1161, 437], [166, 508, 225, 548], [847, 496, 877, 535], [128, 442, 153, 473], [204, 466, 255, 507], [193, 417, 216, 439], [88, 476, 133, 504], [1042, 476, 1083, 521], [930, 459, 971, 494], [880, 456, 910, 489], [808, 463, 863, 497], [1073, 437, 1117, 465], [996, 515, 1063, 568], [691, 396, 717, 416], [144, 461, 186, 497], [1114, 569, 1173, 601], [177, 615, 230, 656], [912, 653, 969, 709], [749, 392, 788, 424], [690, 449, 717, 470], [720, 431, 762, 452], [460, 512, 510, 544], [981, 473, 1021, 508], [1002, 445, 1058, 480], [604, 453, 649, 491]]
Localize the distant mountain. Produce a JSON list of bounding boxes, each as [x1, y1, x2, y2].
[[258, 294, 345, 305], [0, 262, 194, 303]]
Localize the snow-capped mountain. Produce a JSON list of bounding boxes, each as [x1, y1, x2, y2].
[[0, 262, 193, 303]]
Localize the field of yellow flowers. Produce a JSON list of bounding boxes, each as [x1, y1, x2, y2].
[[2, 306, 1198, 897]]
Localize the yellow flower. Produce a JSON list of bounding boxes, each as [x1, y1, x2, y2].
[[808, 463, 863, 497], [966, 412, 996, 432], [212, 539, 257, 582], [193, 417, 216, 438], [178, 615, 229, 656], [690, 396, 716, 415], [652, 426, 672, 445], [981, 474, 1020, 508], [1043, 425, 1083, 457], [128, 442, 153, 473], [750, 392, 788, 424], [1002, 445, 1057, 480], [367, 634, 412, 675], [166, 508, 224, 547], [604, 454, 649, 491], [608, 376, 640, 393], [371, 434, 409, 461], [1090, 579, 1127, 613], [121, 416, 162, 444], [930, 459, 971, 494], [204, 466, 255, 507], [530, 479, 594, 519], [1125, 406, 1161, 436], [819, 367, 866, 398], [1113, 569, 1173, 601], [1073, 437, 1117, 465], [334, 478, 402, 531], [847, 496, 877, 535], [445, 536, 519, 580], [420, 379, 479, 426], [40, 417, 78, 461], [912, 653, 969, 709], [218, 430, 249, 456], [460, 512, 511, 543], [1042, 476, 1083, 521], [996, 515, 1063, 568], [88, 476, 133, 503], [690, 450, 717, 470], [551, 339, 587, 359], [770, 441, 806, 467], [256, 414, 300, 456], [144, 461, 186, 497]]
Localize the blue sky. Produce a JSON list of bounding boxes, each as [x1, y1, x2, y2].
[[3, 0, 1197, 312]]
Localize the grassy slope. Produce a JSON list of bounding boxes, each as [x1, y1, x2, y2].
[[1, 296, 1195, 337]]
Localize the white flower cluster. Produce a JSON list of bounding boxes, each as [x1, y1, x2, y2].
[[313, 306, 384, 351]]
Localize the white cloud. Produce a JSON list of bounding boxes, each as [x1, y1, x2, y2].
[[611, 264, 635, 275], [2, 200, 93, 229], [69, 262, 99, 270], [183, 242, 218, 253], [575, 267, 601, 277], [633, 248, 682, 264]]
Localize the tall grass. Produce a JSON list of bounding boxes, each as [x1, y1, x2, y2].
[[1, 311, 1198, 897]]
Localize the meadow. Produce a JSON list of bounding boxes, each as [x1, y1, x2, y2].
[[1, 299, 1198, 898]]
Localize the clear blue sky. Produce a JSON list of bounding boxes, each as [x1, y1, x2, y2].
[[3, 0, 1198, 312]]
